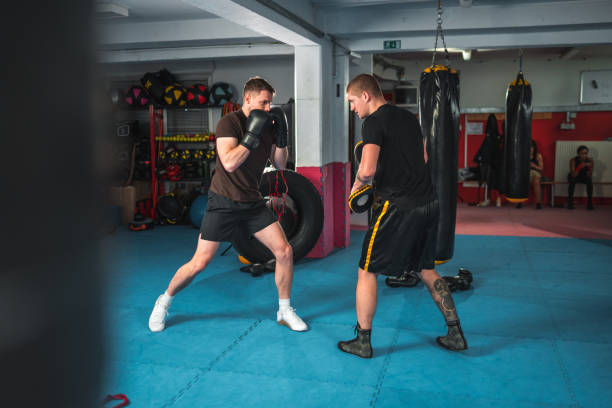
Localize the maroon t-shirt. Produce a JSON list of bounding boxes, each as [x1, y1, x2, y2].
[[209, 110, 274, 202]]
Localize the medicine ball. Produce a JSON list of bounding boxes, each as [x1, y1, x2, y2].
[[140, 69, 176, 104], [163, 85, 187, 107], [187, 84, 209, 106], [125, 85, 149, 107], [157, 193, 185, 224], [209, 82, 233, 106], [189, 194, 208, 228]]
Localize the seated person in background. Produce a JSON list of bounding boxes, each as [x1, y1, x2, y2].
[[517, 139, 543, 209], [567, 145, 594, 210]]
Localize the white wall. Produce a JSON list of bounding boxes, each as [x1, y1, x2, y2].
[[211, 56, 294, 105], [100, 55, 295, 105], [374, 54, 612, 109]]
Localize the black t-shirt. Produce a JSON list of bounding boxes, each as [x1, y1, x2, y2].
[[362, 104, 435, 210], [209, 110, 274, 202], [573, 155, 591, 178]]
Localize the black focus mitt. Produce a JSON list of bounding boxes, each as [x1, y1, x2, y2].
[[348, 184, 374, 213]]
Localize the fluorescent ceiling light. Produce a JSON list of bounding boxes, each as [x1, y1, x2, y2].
[[95, 2, 129, 18], [559, 48, 579, 60]]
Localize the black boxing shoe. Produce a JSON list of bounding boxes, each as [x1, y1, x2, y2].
[[385, 270, 420, 288], [338, 323, 373, 358], [436, 320, 468, 351]]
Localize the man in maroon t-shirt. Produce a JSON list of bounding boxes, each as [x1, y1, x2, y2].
[[148, 77, 307, 333]]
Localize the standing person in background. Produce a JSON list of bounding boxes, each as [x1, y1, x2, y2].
[[475, 114, 504, 207], [517, 140, 543, 209], [568, 145, 594, 210]]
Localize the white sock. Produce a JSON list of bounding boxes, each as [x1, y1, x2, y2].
[[279, 298, 291, 312], [161, 292, 174, 305]]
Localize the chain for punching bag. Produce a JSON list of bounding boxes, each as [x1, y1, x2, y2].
[[419, 0, 460, 265], [431, 0, 450, 68], [504, 49, 533, 203]]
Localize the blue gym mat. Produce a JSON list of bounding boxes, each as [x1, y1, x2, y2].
[[100, 226, 612, 408]]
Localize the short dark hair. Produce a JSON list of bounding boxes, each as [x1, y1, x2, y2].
[[346, 74, 383, 98], [577, 145, 589, 154], [243, 76, 275, 97], [531, 139, 538, 156]]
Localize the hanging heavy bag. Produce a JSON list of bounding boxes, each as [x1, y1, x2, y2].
[[419, 65, 460, 264], [504, 72, 532, 203]]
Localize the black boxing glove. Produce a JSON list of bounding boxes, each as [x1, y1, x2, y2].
[[270, 107, 288, 148], [241, 109, 270, 150]]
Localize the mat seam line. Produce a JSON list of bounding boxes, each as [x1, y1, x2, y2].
[[161, 318, 262, 408], [369, 328, 400, 408]]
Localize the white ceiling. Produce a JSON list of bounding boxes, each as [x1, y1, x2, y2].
[[97, 0, 218, 21], [96, 0, 612, 63]]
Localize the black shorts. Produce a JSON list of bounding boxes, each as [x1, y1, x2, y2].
[[359, 199, 439, 276], [200, 191, 277, 242]]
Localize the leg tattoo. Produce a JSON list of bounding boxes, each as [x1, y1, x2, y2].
[[430, 278, 467, 351], [432, 278, 458, 322]]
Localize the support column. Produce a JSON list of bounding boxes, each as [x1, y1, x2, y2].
[[331, 50, 351, 249], [295, 43, 351, 257], [294, 45, 332, 258]]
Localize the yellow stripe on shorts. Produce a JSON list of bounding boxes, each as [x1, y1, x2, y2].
[[364, 200, 389, 272]]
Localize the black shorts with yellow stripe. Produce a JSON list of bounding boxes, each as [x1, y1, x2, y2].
[[359, 199, 439, 276]]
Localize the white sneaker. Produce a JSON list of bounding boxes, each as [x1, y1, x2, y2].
[[277, 307, 308, 332], [477, 199, 490, 207], [148, 295, 170, 332]]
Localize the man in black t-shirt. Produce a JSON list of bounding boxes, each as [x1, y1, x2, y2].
[[567, 145, 594, 210], [148, 77, 307, 333], [338, 74, 467, 358]]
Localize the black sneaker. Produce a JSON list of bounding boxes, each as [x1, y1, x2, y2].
[[338, 324, 373, 358], [516, 203, 523, 209], [437, 320, 468, 351], [536, 203, 542, 210], [587, 202, 594, 210], [385, 270, 420, 288], [567, 203, 575, 210]]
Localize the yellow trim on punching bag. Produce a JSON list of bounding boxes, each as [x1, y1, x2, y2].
[[506, 197, 528, 203], [424, 65, 457, 74], [238, 254, 252, 264], [435, 259, 450, 265], [510, 78, 530, 86]]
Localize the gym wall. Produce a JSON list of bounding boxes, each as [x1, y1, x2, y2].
[[459, 111, 612, 204], [374, 53, 612, 108], [211, 56, 295, 105]]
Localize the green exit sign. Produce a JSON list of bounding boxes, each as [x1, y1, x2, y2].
[[383, 40, 401, 50]]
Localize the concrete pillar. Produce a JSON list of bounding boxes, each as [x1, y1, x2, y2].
[[294, 43, 351, 257]]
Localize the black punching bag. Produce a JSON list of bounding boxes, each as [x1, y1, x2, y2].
[[504, 72, 532, 203], [419, 65, 460, 264]]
